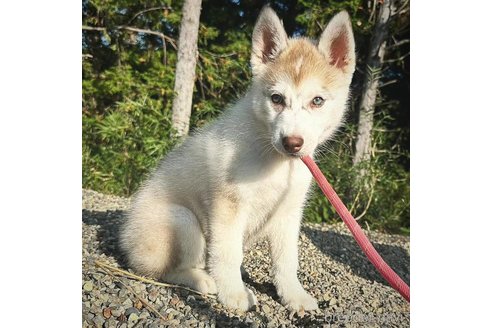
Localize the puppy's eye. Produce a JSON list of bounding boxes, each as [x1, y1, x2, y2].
[[271, 94, 284, 105], [311, 96, 325, 108]]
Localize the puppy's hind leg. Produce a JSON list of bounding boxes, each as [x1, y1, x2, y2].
[[162, 205, 217, 295], [121, 198, 216, 294]]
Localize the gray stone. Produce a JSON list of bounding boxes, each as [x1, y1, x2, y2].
[[125, 307, 139, 317], [104, 318, 117, 328], [128, 313, 139, 322], [112, 306, 124, 317], [100, 293, 109, 302], [139, 311, 150, 320], [148, 290, 159, 302], [122, 298, 133, 307], [83, 281, 94, 292], [92, 314, 105, 328], [93, 299, 103, 308]]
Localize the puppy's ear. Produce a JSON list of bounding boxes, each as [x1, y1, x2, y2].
[[318, 11, 356, 74], [251, 6, 288, 76]]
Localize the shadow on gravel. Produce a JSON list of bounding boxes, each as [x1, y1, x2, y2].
[[243, 275, 279, 301], [302, 226, 410, 286], [83, 209, 271, 327], [172, 288, 270, 328], [82, 209, 127, 266]]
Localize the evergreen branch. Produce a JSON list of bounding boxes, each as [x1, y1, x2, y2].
[[365, 64, 382, 85], [118, 26, 177, 50], [82, 24, 177, 64], [382, 52, 410, 64], [379, 79, 398, 88], [396, 0, 410, 16], [386, 39, 409, 50], [368, 0, 378, 24], [202, 50, 237, 58], [82, 25, 106, 31], [354, 176, 376, 221], [82, 25, 177, 50], [126, 6, 173, 25]]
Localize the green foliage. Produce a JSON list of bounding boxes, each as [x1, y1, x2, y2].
[[83, 96, 178, 195], [304, 110, 410, 235], [297, 0, 373, 36], [83, 0, 410, 234]]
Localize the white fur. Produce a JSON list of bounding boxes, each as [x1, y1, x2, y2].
[[120, 6, 356, 312], [295, 56, 304, 75], [251, 7, 288, 76]]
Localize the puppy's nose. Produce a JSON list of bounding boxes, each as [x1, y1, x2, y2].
[[282, 136, 304, 153]]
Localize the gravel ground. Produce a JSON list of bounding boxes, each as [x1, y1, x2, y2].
[[83, 189, 410, 327]]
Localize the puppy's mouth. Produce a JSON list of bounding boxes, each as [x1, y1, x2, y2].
[[272, 142, 306, 158], [285, 151, 303, 158]]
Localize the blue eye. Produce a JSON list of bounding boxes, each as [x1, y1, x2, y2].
[[271, 94, 284, 105], [312, 96, 325, 107]]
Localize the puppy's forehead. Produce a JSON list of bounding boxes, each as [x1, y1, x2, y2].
[[263, 38, 338, 89]]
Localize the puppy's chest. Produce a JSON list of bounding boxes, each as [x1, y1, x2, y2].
[[236, 160, 311, 221]]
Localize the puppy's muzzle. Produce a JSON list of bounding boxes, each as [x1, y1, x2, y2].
[[282, 136, 304, 154]]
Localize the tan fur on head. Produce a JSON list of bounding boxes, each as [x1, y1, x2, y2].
[[251, 8, 356, 86], [263, 38, 340, 89]]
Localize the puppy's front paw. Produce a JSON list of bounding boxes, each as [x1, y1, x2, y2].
[[282, 290, 318, 311], [195, 274, 217, 295], [218, 286, 257, 311]]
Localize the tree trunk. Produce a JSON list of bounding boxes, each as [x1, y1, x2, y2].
[[353, 0, 394, 166], [171, 0, 202, 137]]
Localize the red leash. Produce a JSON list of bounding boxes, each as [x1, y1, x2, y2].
[[301, 155, 410, 302]]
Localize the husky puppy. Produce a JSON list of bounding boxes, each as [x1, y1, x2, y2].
[[120, 6, 356, 311]]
